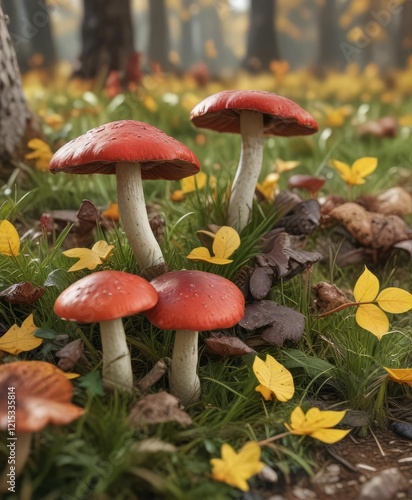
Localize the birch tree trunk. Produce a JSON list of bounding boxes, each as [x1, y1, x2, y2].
[[0, 6, 32, 172]]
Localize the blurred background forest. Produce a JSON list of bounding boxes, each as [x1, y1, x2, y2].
[[3, 0, 412, 81]]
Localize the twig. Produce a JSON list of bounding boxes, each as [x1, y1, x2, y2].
[[370, 428, 385, 457], [136, 358, 170, 393]]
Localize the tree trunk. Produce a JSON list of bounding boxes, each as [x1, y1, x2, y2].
[[397, 0, 412, 68], [180, 0, 197, 70], [0, 6, 32, 165], [72, 0, 135, 81], [148, 0, 170, 71], [243, 0, 280, 73], [315, 0, 344, 75]]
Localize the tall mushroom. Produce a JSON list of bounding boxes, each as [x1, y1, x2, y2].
[[0, 361, 84, 492], [49, 120, 200, 271], [144, 270, 245, 406], [54, 270, 158, 391], [190, 90, 318, 232]]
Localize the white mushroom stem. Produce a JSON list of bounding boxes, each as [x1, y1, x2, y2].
[[227, 111, 264, 232], [116, 162, 165, 270], [169, 330, 200, 406], [0, 432, 32, 492], [100, 319, 133, 391]]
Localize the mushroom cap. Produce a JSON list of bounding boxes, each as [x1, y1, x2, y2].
[[0, 361, 84, 433], [54, 270, 158, 323], [144, 270, 245, 331], [190, 90, 318, 136], [49, 120, 200, 180]]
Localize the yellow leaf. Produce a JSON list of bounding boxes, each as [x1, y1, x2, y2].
[[376, 288, 412, 313], [63, 240, 114, 272], [353, 267, 379, 303], [352, 157, 378, 179], [383, 367, 412, 388], [212, 226, 241, 260], [186, 227, 240, 265], [0, 314, 42, 355], [25, 139, 53, 171], [274, 159, 300, 173], [181, 172, 207, 193], [102, 203, 120, 221], [63, 372, 81, 379], [256, 173, 279, 202], [210, 442, 264, 492], [253, 354, 294, 402], [331, 157, 377, 186], [356, 304, 389, 338], [284, 406, 350, 444], [0, 220, 20, 256], [27, 138, 52, 153]]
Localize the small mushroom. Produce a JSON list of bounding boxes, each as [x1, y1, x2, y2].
[[144, 270, 245, 406], [50, 121, 200, 271], [54, 270, 158, 391], [190, 90, 318, 231], [0, 361, 84, 492]]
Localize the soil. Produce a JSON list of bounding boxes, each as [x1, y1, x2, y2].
[[249, 429, 412, 500]]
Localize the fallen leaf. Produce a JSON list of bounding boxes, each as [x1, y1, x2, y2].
[[171, 172, 207, 201], [284, 406, 351, 444], [329, 202, 410, 250], [128, 391, 193, 427], [287, 175, 325, 196], [249, 267, 274, 300], [102, 203, 120, 221], [239, 301, 305, 346], [358, 117, 397, 138], [383, 367, 412, 388], [253, 354, 294, 402], [210, 442, 264, 492], [0, 220, 20, 256], [0, 282, 45, 304], [256, 173, 279, 202], [187, 226, 240, 265], [257, 231, 322, 282], [25, 138, 53, 171], [274, 159, 300, 173], [357, 187, 412, 216], [0, 314, 42, 354], [63, 240, 114, 272], [331, 157, 377, 186], [204, 332, 256, 357], [55, 339, 85, 371], [312, 282, 350, 313], [76, 199, 100, 223], [274, 199, 321, 235]]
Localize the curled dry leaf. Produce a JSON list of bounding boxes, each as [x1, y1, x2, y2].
[[329, 202, 410, 250], [55, 339, 85, 372], [357, 187, 412, 217], [274, 199, 321, 236], [288, 174, 325, 196], [0, 281, 45, 304], [204, 332, 256, 357], [257, 231, 323, 283], [128, 391, 193, 427], [393, 239, 412, 258], [312, 282, 351, 313], [239, 300, 305, 346], [76, 199, 100, 223]]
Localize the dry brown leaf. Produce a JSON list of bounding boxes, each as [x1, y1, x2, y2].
[[312, 282, 351, 313], [204, 332, 256, 357], [329, 202, 410, 250], [128, 392, 193, 427], [0, 281, 45, 304], [55, 339, 84, 372], [357, 187, 412, 216]]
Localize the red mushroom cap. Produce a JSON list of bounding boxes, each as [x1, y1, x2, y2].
[[144, 270, 245, 331], [54, 270, 158, 323], [49, 120, 200, 181], [190, 90, 318, 137]]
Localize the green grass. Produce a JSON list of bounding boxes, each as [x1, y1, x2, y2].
[[1, 82, 412, 499]]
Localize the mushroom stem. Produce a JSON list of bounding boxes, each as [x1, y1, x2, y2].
[[99, 319, 133, 391], [169, 330, 200, 406], [227, 111, 264, 232], [0, 432, 32, 492], [116, 161, 165, 270]]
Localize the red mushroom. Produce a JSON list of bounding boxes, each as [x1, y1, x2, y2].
[[0, 361, 84, 492], [144, 270, 245, 406], [190, 90, 318, 231], [54, 270, 158, 391], [49, 120, 200, 271]]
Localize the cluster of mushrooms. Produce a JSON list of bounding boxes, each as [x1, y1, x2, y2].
[[0, 90, 318, 489]]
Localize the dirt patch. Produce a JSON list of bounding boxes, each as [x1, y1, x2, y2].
[[252, 429, 412, 499]]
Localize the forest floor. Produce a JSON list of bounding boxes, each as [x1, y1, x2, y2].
[[251, 428, 412, 500]]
